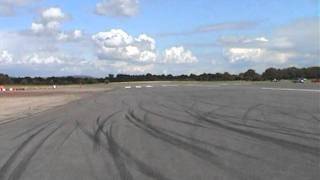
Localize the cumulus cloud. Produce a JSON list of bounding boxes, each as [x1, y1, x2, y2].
[[224, 48, 295, 64], [0, 30, 90, 68], [57, 30, 83, 41], [0, 0, 40, 16], [19, 53, 65, 65], [31, 7, 67, 34], [41, 7, 66, 21], [95, 0, 139, 17], [111, 61, 154, 73], [92, 29, 156, 63], [0, 50, 13, 64], [28, 7, 84, 42], [163, 46, 198, 64], [73, 30, 83, 39], [223, 18, 319, 67]]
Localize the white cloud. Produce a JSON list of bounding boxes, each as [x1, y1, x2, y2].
[[93, 29, 133, 47], [0, 50, 13, 64], [225, 48, 263, 63], [218, 36, 269, 46], [111, 61, 154, 74], [255, 37, 269, 42], [92, 29, 156, 63], [136, 34, 156, 50], [57, 32, 69, 41], [73, 30, 82, 39], [41, 7, 65, 21], [19, 53, 65, 65], [158, 21, 259, 37], [28, 7, 84, 43], [223, 18, 319, 67], [31, 22, 44, 33], [273, 18, 319, 53], [163, 46, 198, 64], [30, 7, 68, 35], [56, 30, 83, 41], [0, 0, 40, 16], [96, 0, 139, 17], [224, 48, 294, 64]]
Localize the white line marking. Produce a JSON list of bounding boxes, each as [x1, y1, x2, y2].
[[124, 86, 131, 89], [161, 85, 178, 87], [261, 87, 320, 92], [135, 86, 142, 89], [184, 84, 220, 88], [145, 85, 153, 88]]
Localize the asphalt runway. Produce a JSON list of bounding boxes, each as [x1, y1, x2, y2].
[[0, 83, 319, 180]]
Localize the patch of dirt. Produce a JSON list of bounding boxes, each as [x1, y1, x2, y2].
[[0, 86, 111, 123]]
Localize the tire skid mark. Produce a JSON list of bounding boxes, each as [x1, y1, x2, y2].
[[200, 100, 320, 136], [161, 91, 320, 155], [78, 111, 172, 180], [76, 120, 114, 176], [104, 124, 133, 180], [157, 126, 261, 161], [202, 107, 320, 142], [169, 94, 317, 138], [106, 125, 173, 180], [226, 119, 319, 142], [138, 103, 207, 129], [77, 119, 133, 180], [125, 110, 254, 180], [196, 100, 320, 139], [75, 126, 100, 180], [199, 106, 320, 142], [0, 122, 55, 179], [8, 124, 62, 180], [180, 99, 320, 141], [186, 110, 320, 156], [55, 124, 78, 151], [76, 120, 105, 149], [93, 111, 121, 151], [241, 104, 264, 124], [12, 119, 57, 140]]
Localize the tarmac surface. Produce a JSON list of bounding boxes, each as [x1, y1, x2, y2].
[[0, 83, 319, 180]]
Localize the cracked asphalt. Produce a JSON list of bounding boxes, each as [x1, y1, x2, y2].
[[0, 84, 319, 180]]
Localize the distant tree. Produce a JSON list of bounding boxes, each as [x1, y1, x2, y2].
[[1, 66, 319, 84], [223, 72, 233, 81], [262, 68, 280, 80], [243, 69, 261, 81], [303, 67, 320, 79], [0, 73, 11, 84]]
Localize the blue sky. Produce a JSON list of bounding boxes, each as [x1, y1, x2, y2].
[[0, 0, 318, 77]]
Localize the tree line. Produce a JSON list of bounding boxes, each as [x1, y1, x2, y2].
[[0, 66, 319, 85]]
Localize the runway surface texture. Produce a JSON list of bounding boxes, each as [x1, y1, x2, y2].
[[0, 83, 319, 180]]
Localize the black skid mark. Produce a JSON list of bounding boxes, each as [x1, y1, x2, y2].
[[186, 110, 320, 156], [0, 122, 55, 179], [125, 111, 254, 180], [106, 124, 173, 180]]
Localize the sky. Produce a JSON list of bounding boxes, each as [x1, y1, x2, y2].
[[0, 0, 319, 77]]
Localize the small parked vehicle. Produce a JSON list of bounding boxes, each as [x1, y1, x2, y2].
[[272, 78, 279, 82], [293, 78, 305, 83]]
